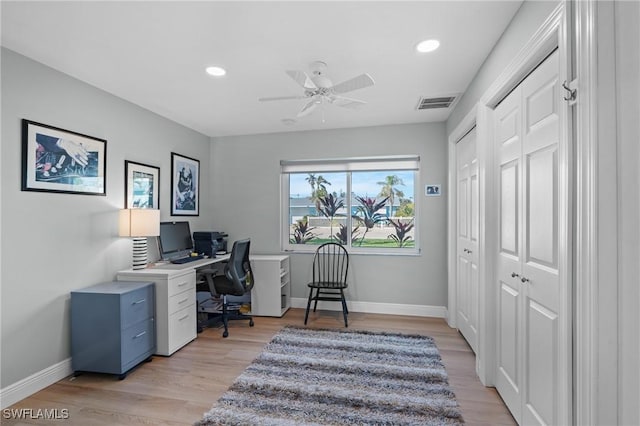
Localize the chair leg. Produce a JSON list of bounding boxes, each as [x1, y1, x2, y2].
[[340, 290, 348, 327], [221, 295, 229, 338], [304, 288, 314, 325], [313, 288, 320, 312]]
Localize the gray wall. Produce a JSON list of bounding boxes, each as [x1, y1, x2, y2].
[[446, 0, 560, 134], [210, 123, 448, 306], [0, 48, 211, 388]]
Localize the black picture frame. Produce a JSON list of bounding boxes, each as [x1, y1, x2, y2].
[[124, 160, 160, 209], [170, 152, 199, 216], [22, 119, 107, 195]]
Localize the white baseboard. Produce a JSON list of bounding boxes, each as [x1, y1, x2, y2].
[[290, 297, 448, 318], [0, 358, 72, 409]]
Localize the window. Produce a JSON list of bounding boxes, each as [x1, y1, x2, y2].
[[281, 156, 419, 254]]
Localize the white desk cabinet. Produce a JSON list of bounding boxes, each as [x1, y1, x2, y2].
[[117, 268, 197, 356], [250, 255, 290, 317]]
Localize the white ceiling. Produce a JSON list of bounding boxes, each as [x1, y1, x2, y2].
[[1, 1, 522, 138]]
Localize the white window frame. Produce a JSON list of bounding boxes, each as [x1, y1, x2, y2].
[[280, 155, 420, 255]]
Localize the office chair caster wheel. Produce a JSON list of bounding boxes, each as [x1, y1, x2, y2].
[[223, 330, 229, 338], [249, 318, 254, 327]]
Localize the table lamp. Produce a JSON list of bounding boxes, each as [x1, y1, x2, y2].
[[119, 209, 160, 270]]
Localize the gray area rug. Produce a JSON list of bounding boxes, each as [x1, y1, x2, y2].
[[196, 326, 464, 425]]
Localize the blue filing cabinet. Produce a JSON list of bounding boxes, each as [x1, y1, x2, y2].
[[71, 281, 156, 379]]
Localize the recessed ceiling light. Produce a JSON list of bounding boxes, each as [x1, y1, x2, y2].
[[205, 66, 226, 77], [416, 39, 440, 53]]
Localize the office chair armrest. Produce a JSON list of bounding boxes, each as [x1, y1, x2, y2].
[[197, 268, 221, 296]]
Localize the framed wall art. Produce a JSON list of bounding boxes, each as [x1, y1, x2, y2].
[[425, 184, 442, 197], [22, 119, 107, 195], [125, 160, 160, 209], [171, 152, 199, 216]]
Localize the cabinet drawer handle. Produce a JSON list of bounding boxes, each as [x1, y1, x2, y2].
[[177, 281, 189, 287], [511, 272, 520, 278], [133, 331, 146, 339], [178, 297, 189, 305], [132, 299, 146, 305], [178, 314, 189, 321]]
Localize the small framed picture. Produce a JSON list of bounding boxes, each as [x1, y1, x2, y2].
[[125, 160, 160, 209], [425, 184, 441, 197], [22, 119, 107, 195], [171, 152, 199, 216]]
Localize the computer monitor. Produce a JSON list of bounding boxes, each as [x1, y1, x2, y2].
[[158, 221, 193, 260]]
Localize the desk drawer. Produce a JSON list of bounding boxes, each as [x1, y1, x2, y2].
[[167, 272, 195, 297], [168, 304, 196, 353], [121, 319, 155, 368], [168, 287, 196, 315], [121, 284, 154, 329]]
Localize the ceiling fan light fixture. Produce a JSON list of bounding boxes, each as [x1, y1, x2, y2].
[[416, 39, 440, 53], [205, 66, 226, 77]]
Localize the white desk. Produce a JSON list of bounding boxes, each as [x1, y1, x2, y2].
[[116, 255, 229, 356]]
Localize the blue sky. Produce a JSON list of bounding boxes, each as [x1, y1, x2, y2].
[[289, 171, 415, 200]]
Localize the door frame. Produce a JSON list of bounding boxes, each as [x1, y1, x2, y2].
[[447, 1, 571, 403]]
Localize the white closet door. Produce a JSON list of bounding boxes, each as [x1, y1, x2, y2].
[[519, 50, 562, 426], [494, 50, 566, 425], [456, 128, 479, 353], [494, 83, 524, 421]]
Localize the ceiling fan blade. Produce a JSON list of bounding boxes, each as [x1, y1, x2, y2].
[[331, 73, 375, 94], [286, 70, 317, 90], [297, 98, 319, 117], [329, 95, 367, 109], [258, 95, 307, 102]]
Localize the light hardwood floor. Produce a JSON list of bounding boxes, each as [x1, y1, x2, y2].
[[4, 309, 515, 425]]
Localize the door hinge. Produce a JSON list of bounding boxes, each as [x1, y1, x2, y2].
[[562, 79, 577, 106]]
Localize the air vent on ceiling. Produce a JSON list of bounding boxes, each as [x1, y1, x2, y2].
[[416, 94, 459, 110]]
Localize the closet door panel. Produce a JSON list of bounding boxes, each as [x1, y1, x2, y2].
[[500, 162, 519, 256], [520, 49, 563, 426], [494, 86, 524, 419], [526, 147, 558, 268], [471, 172, 479, 242], [469, 261, 479, 337], [456, 127, 478, 353], [458, 177, 469, 239], [524, 299, 558, 425], [457, 256, 470, 323], [497, 281, 521, 419]]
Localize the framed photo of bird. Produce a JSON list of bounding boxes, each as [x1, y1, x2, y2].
[[171, 152, 199, 216]]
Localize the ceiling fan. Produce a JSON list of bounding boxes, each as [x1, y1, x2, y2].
[[258, 61, 375, 119]]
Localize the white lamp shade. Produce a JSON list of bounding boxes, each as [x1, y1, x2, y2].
[[119, 209, 160, 237]]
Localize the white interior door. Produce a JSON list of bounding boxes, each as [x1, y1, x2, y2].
[[494, 81, 524, 421], [456, 128, 479, 353], [493, 49, 568, 425]]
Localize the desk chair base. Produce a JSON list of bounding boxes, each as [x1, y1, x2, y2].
[[304, 287, 348, 327], [220, 295, 254, 338]]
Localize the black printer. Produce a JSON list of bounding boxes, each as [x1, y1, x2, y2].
[[193, 231, 228, 258]]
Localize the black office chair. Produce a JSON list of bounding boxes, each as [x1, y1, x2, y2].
[[199, 239, 254, 338], [304, 242, 350, 327]]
